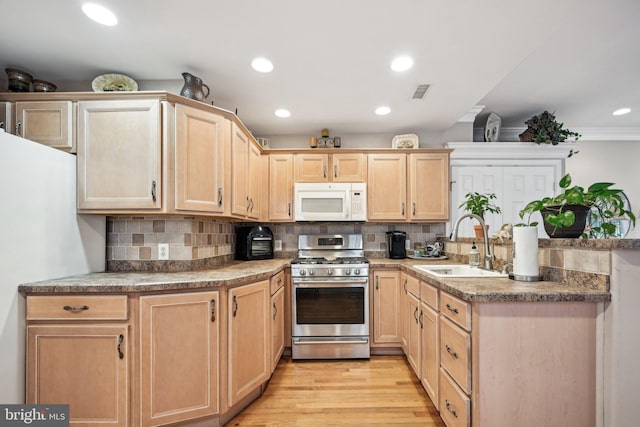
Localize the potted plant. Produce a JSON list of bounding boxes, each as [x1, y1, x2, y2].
[[458, 192, 501, 237], [518, 173, 636, 238], [519, 111, 581, 145]]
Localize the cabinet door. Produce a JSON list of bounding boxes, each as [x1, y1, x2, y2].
[[174, 104, 228, 213], [420, 301, 440, 410], [269, 154, 294, 221], [450, 166, 503, 237], [228, 280, 270, 406], [231, 122, 249, 216], [271, 285, 285, 373], [0, 101, 13, 133], [367, 154, 407, 221], [332, 153, 366, 182], [247, 142, 262, 219], [372, 270, 401, 344], [408, 153, 449, 221], [26, 325, 129, 427], [294, 153, 329, 182], [16, 101, 74, 151], [77, 100, 161, 210], [140, 291, 219, 426], [407, 293, 421, 376]]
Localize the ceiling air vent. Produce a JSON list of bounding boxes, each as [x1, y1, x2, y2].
[[412, 84, 430, 99]]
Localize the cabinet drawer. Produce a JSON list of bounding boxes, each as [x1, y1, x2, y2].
[[27, 295, 128, 320], [440, 367, 471, 427], [420, 281, 438, 309], [404, 273, 420, 298], [440, 316, 471, 394], [270, 271, 285, 295], [441, 292, 471, 331]]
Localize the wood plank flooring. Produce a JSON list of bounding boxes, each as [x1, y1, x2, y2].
[[226, 355, 445, 426]]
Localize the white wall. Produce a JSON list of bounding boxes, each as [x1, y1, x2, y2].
[[565, 141, 640, 238], [0, 132, 105, 403]]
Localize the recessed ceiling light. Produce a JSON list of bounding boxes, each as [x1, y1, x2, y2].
[[251, 57, 274, 73], [82, 3, 118, 26], [375, 106, 391, 116], [613, 107, 631, 116], [275, 109, 291, 118], [391, 56, 413, 72]]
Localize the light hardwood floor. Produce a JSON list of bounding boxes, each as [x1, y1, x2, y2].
[[226, 355, 445, 426]]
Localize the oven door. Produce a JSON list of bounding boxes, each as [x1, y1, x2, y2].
[[291, 278, 369, 338]]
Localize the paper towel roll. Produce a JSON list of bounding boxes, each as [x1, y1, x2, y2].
[[512, 226, 539, 278]]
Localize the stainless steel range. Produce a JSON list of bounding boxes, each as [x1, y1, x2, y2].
[[291, 234, 370, 360]]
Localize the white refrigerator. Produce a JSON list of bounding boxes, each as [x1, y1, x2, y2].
[[0, 130, 105, 403]]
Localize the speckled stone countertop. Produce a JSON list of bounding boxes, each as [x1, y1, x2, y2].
[[18, 259, 290, 294], [19, 258, 610, 303], [370, 259, 610, 303]]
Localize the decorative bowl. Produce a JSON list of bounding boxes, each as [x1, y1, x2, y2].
[[32, 79, 57, 92], [5, 67, 33, 92]]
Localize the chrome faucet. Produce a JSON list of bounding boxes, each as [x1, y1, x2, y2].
[[450, 213, 493, 270]]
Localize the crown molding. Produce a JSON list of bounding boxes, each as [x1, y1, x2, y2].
[[473, 126, 640, 142], [458, 105, 485, 123], [446, 141, 577, 160]]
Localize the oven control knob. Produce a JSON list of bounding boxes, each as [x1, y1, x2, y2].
[[345, 269, 352, 275], [309, 269, 315, 276], [327, 268, 334, 275], [299, 269, 306, 276], [354, 269, 361, 276]]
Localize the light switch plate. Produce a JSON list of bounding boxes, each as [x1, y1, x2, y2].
[[274, 240, 282, 251]]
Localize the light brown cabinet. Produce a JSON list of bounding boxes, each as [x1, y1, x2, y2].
[[26, 295, 129, 427], [408, 153, 449, 220], [367, 153, 407, 221], [294, 153, 366, 182], [268, 154, 294, 221], [420, 281, 440, 410], [15, 101, 75, 151], [371, 269, 402, 345], [173, 103, 229, 214], [231, 122, 263, 219], [77, 99, 162, 211], [270, 271, 286, 373], [139, 291, 220, 426], [0, 101, 12, 132], [228, 279, 270, 407]]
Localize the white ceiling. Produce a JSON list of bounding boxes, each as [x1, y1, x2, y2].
[[1, 0, 639, 138]]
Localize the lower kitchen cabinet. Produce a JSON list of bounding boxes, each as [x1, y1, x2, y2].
[[420, 292, 440, 410], [371, 270, 402, 346], [26, 325, 129, 427], [228, 279, 270, 407], [139, 291, 219, 426], [270, 272, 286, 373]]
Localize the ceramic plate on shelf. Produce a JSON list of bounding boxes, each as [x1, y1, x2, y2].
[[91, 73, 138, 92], [392, 133, 419, 149], [484, 112, 502, 142]]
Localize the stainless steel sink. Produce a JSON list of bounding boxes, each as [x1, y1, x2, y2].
[[413, 264, 507, 278]]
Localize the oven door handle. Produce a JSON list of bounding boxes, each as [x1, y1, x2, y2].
[[293, 338, 369, 345], [292, 279, 368, 286]]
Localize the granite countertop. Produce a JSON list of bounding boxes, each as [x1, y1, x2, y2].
[[370, 258, 610, 303], [18, 259, 290, 294], [19, 257, 610, 303]]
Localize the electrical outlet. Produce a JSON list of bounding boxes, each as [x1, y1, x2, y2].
[[158, 243, 169, 260], [274, 240, 283, 251]]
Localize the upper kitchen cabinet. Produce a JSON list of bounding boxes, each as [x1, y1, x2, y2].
[[0, 101, 12, 133], [230, 122, 262, 220], [294, 153, 366, 182], [408, 153, 449, 221], [173, 103, 229, 214], [77, 99, 162, 211], [15, 101, 75, 151], [268, 153, 294, 221], [367, 153, 407, 221]]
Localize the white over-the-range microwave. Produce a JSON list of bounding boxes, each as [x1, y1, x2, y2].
[[294, 182, 367, 221]]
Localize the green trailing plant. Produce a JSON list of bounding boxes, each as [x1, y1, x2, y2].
[[520, 111, 581, 145], [458, 192, 501, 219], [517, 173, 636, 238]]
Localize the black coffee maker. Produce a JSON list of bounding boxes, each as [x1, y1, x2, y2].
[[386, 231, 407, 259]]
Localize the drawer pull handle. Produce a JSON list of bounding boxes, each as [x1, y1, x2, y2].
[[16, 121, 22, 137], [445, 400, 458, 418], [413, 306, 419, 323], [63, 305, 89, 312], [419, 310, 424, 328], [218, 187, 223, 206], [233, 295, 238, 317], [446, 303, 459, 314], [151, 180, 157, 202], [210, 299, 216, 322], [273, 302, 278, 319], [445, 344, 459, 359], [117, 334, 124, 360]]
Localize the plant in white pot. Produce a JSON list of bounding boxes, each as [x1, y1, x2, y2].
[[458, 192, 501, 237]]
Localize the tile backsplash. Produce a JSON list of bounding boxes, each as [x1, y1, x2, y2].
[[106, 216, 446, 271]]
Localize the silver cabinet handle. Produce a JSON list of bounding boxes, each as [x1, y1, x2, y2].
[[117, 334, 124, 360], [401, 202, 405, 216], [15, 121, 22, 137], [63, 305, 89, 312], [151, 180, 157, 202], [288, 203, 291, 217], [413, 202, 416, 215], [445, 344, 458, 359], [445, 400, 458, 418], [445, 303, 459, 314], [273, 302, 278, 319], [246, 197, 250, 212], [0, 122, 4, 130], [375, 276, 379, 290], [210, 299, 216, 322], [323, 165, 327, 178], [413, 306, 419, 323], [419, 310, 424, 328], [233, 295, 238, 317], [218, 188, 223, 206], [334, 165, 337, 178]]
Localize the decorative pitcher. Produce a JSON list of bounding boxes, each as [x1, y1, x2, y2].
[[180, 72, 210, 102]]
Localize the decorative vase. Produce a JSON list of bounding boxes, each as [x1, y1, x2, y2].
[[541, 204, 591, 238], [519, 128, 535, 142], [180, 72, 210, 102], [474, 224, 489, 238]]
